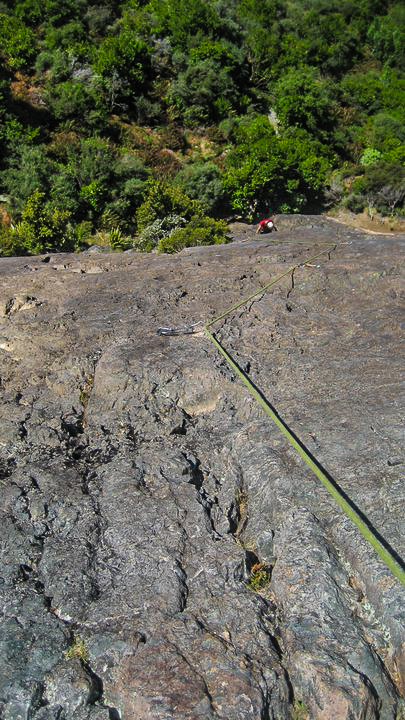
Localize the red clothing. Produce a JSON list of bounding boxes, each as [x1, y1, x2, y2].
[[258, 218, 274, 230]]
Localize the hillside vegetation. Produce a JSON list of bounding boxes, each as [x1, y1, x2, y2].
[[0, 0, 404, 255]]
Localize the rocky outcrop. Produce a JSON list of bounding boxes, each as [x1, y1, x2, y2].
[[0, 216, 404, 719]]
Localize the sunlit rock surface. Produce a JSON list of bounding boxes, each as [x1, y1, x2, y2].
[[0, 216, 404, 719]]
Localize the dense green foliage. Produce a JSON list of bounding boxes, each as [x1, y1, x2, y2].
[[0, 0, 403, 256]]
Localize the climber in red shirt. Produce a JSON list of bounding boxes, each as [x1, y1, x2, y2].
[[256, 217, 276, 234]]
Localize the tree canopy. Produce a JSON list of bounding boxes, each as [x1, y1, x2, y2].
[[0, 0, 403, 255]]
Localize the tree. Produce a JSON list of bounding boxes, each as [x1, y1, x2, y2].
[[149, 0, 221, 50], [167, 37, 249, 125], [237, 0, 285, 85], [340, 71, 383, 114], [14, 189, 73, 253], [2, 145, 55, 215], [274, 67, 338, 141], [224, 116, 333, 216], [224, 116, 285, 215], [174, 162, 226, 214], [0, 13, 36, 69], [368, 4, 405, 70], [45, 80, 107, 130], [94, 16, 152, 110], [136, 179, 200, 231], [301, 9, 361, 77]]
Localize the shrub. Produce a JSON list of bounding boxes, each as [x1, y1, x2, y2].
[[45, 81, 107, 130], [218, 117, 239, 141], [136, 180, 200, 232], [74, 220, 93, 248], [44, 20, 86, 51], [367, 4, 405, 69], [109, 227, 132, 251], [80, 180, 106, 212], [122, 176, 149, 207], [2, 145, 55, 216], [340, 71, 383, 114], [158, 214, 230, 254], [134, 214, 187, 252], [84, 5, 114, 36], [174, 162, 227, 214], [167, 56, 241, 126], [160, 124, 186, 151], [74, 137, 115, 185], [366, 113, 405, 156], [292, 700, 310, 720], [94, 24, 152, 111], [224, 117, 333, 216], [375, 184, 405, 213], [65, 637, 89, 663], [356, 162, 405, 194], [149, 0, 221, 51], [247, 562, 272, 592], [342, 160, 405, 214], [274, 66, 337, 139], [15, 190, 73, 254], [14, 0, 45, 26], [40, 0, 88, 28], [323, 172, 344, 207], [36, 48, 71, 83], [344, 193, 366, 213], [0, 224, 27, 257], [0, 14, 36, 69], [360, 148, 383, 166]]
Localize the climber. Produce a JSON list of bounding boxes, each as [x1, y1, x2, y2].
[[256, 217, 276, 234]]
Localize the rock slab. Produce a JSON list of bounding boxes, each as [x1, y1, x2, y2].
[[0, 217, 404, 719]]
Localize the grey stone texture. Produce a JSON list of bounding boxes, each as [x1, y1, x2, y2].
[[0, 216, 404, 719]]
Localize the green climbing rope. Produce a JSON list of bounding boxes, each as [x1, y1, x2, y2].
[[204, 239, 405, 588]]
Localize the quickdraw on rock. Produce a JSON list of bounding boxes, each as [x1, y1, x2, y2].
[[157, 321, 203, 336]]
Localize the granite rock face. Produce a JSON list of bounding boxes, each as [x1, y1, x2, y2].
[[0, 216, 404, 719]]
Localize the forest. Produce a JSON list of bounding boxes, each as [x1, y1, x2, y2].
[[0, 0, 404, 255]]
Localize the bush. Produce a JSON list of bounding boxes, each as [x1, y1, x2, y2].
[[36, 48, 71, 82], [14, 0, 45, 26], [134, 213, 187, 252], [94, 24, 152, 110], [149, 0, 222, 51], [45, 81, 107, 130], [224, 117, 333, 216], [136, 180, 200, 232], [274, 66, 337, 139], [247, 562, 272, 592], [158, 214, 230, 254], [47, 143, 149, 234], [14, 190, 73, 254], [160, 124, 186, 151], [74, 220, 92, 248], [354, 162, 405, 194], [367, 4, 405, 69], [109, 227, 132, 251], [44, 20, 86, 50], [366, 112, 405, 158], [167, 55, 242, 126], [340, 71, 383, 114], [0, 223, 27, 257], [344, 161, 405, 213], [0, 14, 36, 69], [344, 193, 366, 213], [2, 145, 55, 216], [360, 148, 383, 166], [84, 6, 114, 36], [174, 162, 226, 214]]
